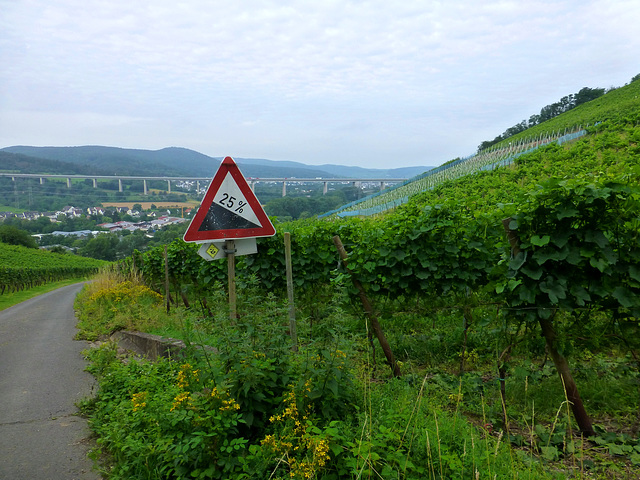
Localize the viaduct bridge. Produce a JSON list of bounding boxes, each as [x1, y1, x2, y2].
[[0, 173, 407, 197]]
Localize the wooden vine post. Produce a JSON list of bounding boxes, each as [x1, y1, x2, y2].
[[333, 235, 401, 378], [225, 240, 237, 321], [284, 233, 298, 352], [502, 218, 595, 436], [164, 245, 170, 313]]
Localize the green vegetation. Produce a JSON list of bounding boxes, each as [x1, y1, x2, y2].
[[477, 86, 607, 151], [0, 242, 107, 294], [79, 271, 562, 480], [488, 75, 640, 151], [327, 77, 640, 218], [0, 224, 38, 248], [75, 80, 640, 478], [476, 73, 639, 152], [264, 188, 363, 221]]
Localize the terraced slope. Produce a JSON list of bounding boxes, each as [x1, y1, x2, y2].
[[322, 78, 640, 218]]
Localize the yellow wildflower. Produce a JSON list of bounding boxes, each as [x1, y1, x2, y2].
[[220, 398, 240, 412], [131, 391, 148, 412], [170, 391, 192, 411]]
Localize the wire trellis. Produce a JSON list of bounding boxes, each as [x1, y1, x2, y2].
[[319, 127, 588, 219]]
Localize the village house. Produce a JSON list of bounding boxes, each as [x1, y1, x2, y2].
[[87, 206, 106, 216], [60, 206, 84, 218]]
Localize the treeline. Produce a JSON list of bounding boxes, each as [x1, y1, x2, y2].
[[0, 151, 111, 176], [477, 86, 606, 151], [477, 72, 640, 152], [0, 224, 38, 249], [264, 186, 364, 221]]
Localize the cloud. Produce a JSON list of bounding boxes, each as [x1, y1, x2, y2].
[[1, 0, 639, 167]]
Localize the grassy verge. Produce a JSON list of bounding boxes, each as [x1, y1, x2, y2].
[[75, 269, 640, 479], [0, 278, 87, 311]]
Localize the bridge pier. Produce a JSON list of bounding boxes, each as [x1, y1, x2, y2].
[[0, 175, 409, 202]]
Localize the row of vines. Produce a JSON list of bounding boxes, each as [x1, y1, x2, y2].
[[80, 85, 640, 477], [131, 173, 639, 316], [0, 243, 106, 294], [125, 170, 640, 435]]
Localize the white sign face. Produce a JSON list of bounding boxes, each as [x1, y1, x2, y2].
[[183, 156, 275, 243], [213, 173, 261, 226]]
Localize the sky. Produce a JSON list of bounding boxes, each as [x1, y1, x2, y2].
[[1, 1, 639, 169]]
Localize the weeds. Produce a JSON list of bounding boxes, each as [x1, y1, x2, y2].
[[76, 273, 640, 479]]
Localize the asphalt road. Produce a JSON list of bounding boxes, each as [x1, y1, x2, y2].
[[0, 283, 101, 480]]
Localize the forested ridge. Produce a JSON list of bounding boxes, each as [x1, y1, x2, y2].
[[0, 151, 112, 176]]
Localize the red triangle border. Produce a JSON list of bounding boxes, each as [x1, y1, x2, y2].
[[183, 157, 276, 242]]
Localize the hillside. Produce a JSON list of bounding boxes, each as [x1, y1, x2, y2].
[[0, 145, 432, 179], [323, 77, 640, 217], [73, 76, 640, 479], [1, 145, 188, 177], [0, 241, 106, 294], [409, 77, 639, 211], [0, 151, 112, 176]]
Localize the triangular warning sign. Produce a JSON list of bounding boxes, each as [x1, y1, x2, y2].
[[183, 157, 276, 242]]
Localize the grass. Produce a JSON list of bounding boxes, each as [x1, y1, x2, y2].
[[74, 267, 174, 341], [0, 278, 87, 311], [0, 204, 25, 213], [74, 270, 640, 479]]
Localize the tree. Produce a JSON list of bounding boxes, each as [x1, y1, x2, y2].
[[79, 234, 119, 261], [0, 225, 38, 248], [476, 84, 607, 152], [573, 87, 605, 106], [117, 230, 147, 258]]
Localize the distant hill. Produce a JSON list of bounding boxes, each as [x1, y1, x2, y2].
[[1, 146, 187, 177], [0, 146, 433, 179], [234, 157, 430, 179], [0, 150, 112, 176]]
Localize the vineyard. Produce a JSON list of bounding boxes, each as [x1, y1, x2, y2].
[[321, 127, 588, 218], [322, 78, 640, 218], [0, 243, 106, 294], [76, 79, 640, 479]]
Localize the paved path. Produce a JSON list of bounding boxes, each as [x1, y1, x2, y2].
[[0, 283, 101, 480]]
